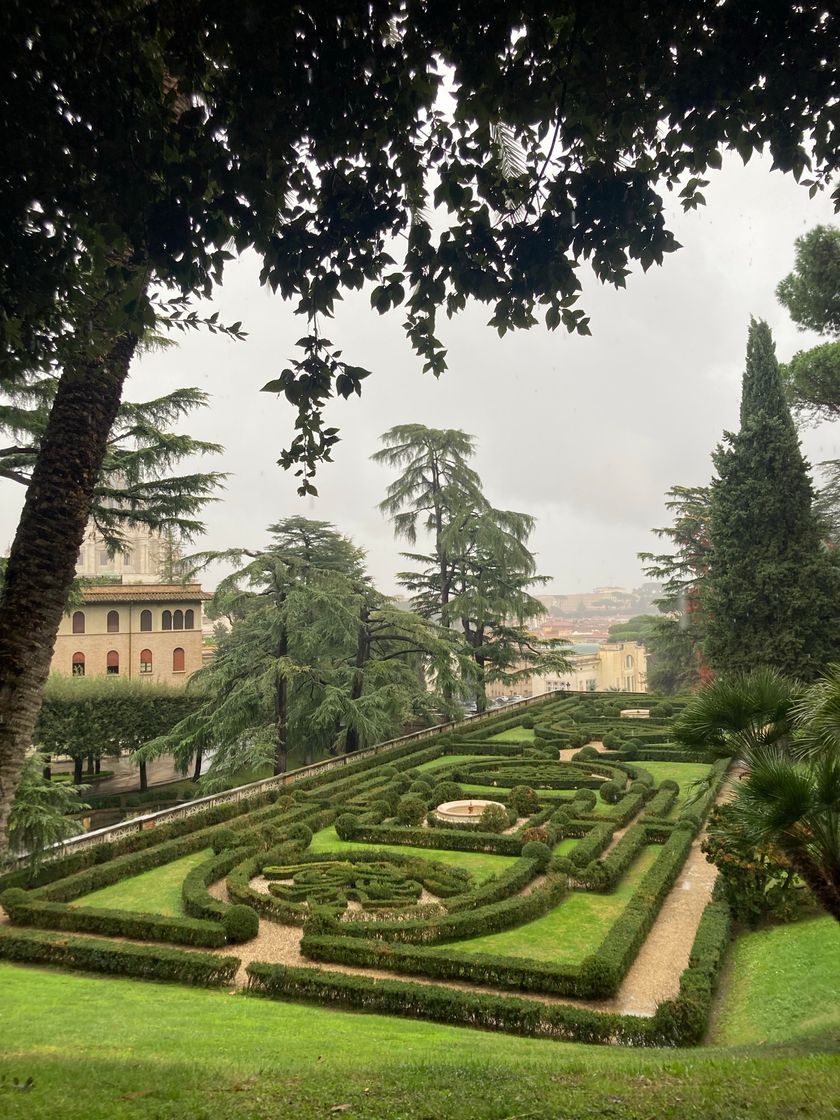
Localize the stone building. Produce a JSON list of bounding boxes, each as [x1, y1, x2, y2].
[[75, 523, 181, 583], [485, 640, 648, 698], [51, 583, 208, 686]]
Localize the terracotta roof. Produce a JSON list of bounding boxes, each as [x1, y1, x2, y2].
[[80, 583, 211, 603]]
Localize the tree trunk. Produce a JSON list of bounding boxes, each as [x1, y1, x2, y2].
[[94, 757, 101, 775], [139, 760, 148, 793], [0, 295, 141, 852], [344, 604, 370, 755], [192, 748, 203, 782], [273, 626, 289, 775], [87, 753, 94, 775], [788, 849, 840, 923], [73, 756, 84, 784], [42, 755, 51, 782]]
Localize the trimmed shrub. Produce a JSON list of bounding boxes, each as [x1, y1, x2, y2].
[[520, 826, 550, 846], [573, 788, 597, 810], [366, 799, 392, 824], [431, 781, 462, 806], [222, 904, 260, 944], [396, 795, 428, 826], [286, 823, 313, 848], [509, 785, 540, 816], [0, 927, 239, 987], [335, 813, 359, 840], [478, 803, 509, 833], [599, 780, 622, 805], [521, 840, 552, 870], [408, 780, 433, 797]]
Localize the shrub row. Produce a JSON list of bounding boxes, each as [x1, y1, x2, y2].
[[579, 828, 694, 996], [564, 824, 648, 891], [338, 820, 525, 856], [0, 926, 239, 986], [318, 866, 564, 945], [565, 822, 615, 869], [444, 857, 540, 914], [1, 890, 227, 947], [644, 785, 680, 820], [181, 847, 258, 924]]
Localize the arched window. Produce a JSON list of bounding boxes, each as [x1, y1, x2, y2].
[[184, 608, 195, 629], [625, 654, 634, 669], [172, 647, 185, 673], [106, 650, 119, 675], [173, 609, 184, 630], [107, 610, 119, 633], [162, 610, 172, 630], [140, 649, 153, 674], [72, 611, 85, 634], [72, 652, 85, 677], [140, 609, 152, 632]]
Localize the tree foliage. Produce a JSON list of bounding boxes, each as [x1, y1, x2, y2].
[[0, 380, 225, 550], [377, 425, 570, 709], [675, 667, 840, 923], [2, 1, 840, 849], [704, 320, 840, 679], [140, 518, 455, 782]]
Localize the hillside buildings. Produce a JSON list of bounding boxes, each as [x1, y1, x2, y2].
[[485, 640, 648, 698]]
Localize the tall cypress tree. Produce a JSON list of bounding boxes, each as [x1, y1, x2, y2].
[[704, 319, 840, 679]]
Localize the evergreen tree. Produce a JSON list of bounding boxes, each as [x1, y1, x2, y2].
[[704, 320, 840, 679]]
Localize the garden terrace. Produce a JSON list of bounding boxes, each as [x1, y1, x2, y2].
[[0, 691, 763, 1046]]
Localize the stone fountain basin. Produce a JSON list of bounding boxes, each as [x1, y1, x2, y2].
[[435, 799, 506, 825]]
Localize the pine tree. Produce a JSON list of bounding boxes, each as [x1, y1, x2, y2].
[[704, 319, 840, 679]]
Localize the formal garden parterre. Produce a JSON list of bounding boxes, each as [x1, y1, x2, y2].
[[0, 692, 753, 1046]]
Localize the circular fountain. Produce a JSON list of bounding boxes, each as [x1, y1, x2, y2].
[[434, 799, 506, 826]]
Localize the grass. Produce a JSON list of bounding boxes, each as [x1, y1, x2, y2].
[[0, 963, 835, 1119], [712, 915, 840, 1046], [309, 826, 516, 883], [441, 846, 661, 963], [489, 726, 536, 742], [69, 849, 212, 916], [635, 761, 712, 810]]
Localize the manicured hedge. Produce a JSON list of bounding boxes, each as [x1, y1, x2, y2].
[[318, 869, 566, 945], [567, 824, 649, 891], [0, 926, 239, 986], [338, 821, 525, 856], [1, 888, 227, 947]]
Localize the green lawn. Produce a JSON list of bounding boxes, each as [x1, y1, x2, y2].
[[712, 915, 840, 1045], [489, 726, 536, 742], [69, 848, 212, 916], [309, 826, 515, 883], [441, 846, 661, 963], [636, 761, 713, 813], [0, 964, 835, 1120]]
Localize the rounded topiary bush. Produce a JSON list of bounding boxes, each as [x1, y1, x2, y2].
[[432, 781, 462, 805], [0, 888, 27, 914], [479, 803, 510, 833], [601, 731, 621, 749], [551, 807, 572, 829], [620, 745, 639, 761], [599, 779, 622, 805], [335, 813, 359, 840], [573, 788, 597, 810], [520, 825, 550, 845], [368, 799, 392, 823], [286, 823, 313, 848], [408, 779, 433, 797], [211, 827, 240, 854], [659, 779, 680, 794], [549, 855, 573, 875], [521, 839, 552, 869], [510, 785, 540, 816], [222, 904, 259, 944], [396, 795, 428, 826], [521, 715, 535, 729]]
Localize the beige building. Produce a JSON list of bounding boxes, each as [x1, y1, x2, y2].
[[486, 640, 648, 698], [51, 584, 209, 686], [76, 523, 181, 583]]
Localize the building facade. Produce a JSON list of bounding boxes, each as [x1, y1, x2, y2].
[[485, 640, 648, 698], [75, 523, 181, 583], [51, 584, 208, 686]]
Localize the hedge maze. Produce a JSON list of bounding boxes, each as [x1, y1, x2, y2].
[[0, 692, 733, 1046]]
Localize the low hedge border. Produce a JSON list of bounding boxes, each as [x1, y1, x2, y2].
[[316, 866, 564, 945], [0, 926, 239, 986], [0, 891, 227, 947], [339, 821, 525, 856], [566, 824, 649, 891], [181, 847, 259, 923]]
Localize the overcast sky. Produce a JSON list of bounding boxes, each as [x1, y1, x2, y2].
[[2, 152, 837, 596]]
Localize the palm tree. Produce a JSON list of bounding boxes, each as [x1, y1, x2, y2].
[[675, 667, 840, 922]]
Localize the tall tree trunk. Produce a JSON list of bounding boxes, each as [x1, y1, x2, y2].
[[274, 627, 289, 775], [0, 294, 142, 852], [344, 604, 370, 755], [73, 756, 84, 784], [192, 748, 203, 782], [139, 760, 148, 792], [42, 755, 51, 782]]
